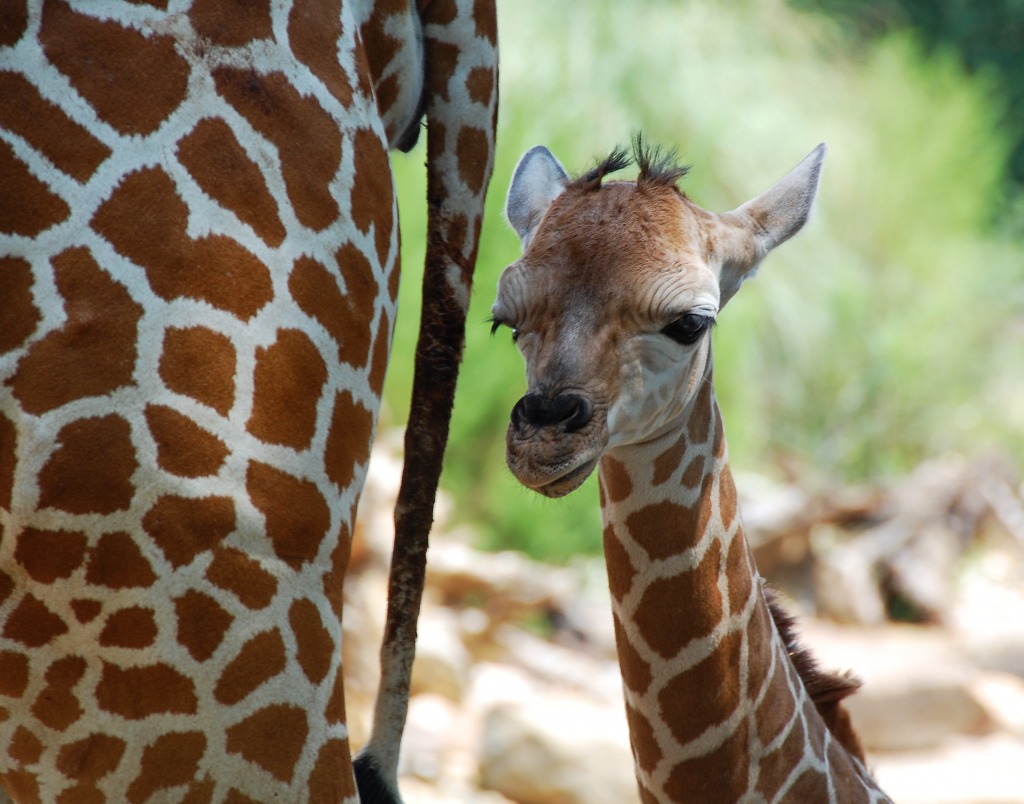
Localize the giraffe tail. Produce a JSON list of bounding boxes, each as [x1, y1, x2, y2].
[[353, 167, 471, 802]]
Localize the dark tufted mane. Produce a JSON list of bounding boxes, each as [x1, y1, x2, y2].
[[571, 132, 691, 191]]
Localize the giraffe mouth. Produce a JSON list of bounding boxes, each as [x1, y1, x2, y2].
[[507, 453, 601, 498]]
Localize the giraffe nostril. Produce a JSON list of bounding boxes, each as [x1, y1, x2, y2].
[[563, 396, 592, 433], [511, 392, 592, 432]]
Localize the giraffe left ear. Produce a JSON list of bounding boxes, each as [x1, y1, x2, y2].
[[713, 144, 826, 305], [506, 145, 569, 249]]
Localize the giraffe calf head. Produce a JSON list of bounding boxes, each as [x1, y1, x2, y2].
[[493, 139, 824, 497]]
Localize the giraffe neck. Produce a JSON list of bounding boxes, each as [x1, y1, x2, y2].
[[597, 378, 889, 803]]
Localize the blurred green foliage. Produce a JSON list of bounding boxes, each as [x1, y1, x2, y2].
[[380, 0, 1024, 561], [790, 0, 1024, 194]]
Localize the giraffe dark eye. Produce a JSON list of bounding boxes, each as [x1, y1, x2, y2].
[[661, 313, 714, 345]]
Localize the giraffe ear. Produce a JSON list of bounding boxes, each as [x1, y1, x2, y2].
[[506, 145, 569, 249], [714, 144, 826, 305]]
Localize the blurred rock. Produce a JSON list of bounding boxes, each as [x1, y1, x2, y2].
[[479, 695, 637, 804], [411, 608, 471, 703], [845, 682, 995, 752]]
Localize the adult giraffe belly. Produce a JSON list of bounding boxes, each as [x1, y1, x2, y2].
[[0, 2, 399, 801]]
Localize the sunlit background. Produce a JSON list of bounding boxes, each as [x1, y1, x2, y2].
[[357, 0, 1024, 800]]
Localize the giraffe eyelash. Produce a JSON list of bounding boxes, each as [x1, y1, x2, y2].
[[487, 316, 520, 342]]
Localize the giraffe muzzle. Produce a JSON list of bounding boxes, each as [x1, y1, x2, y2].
[[510, 392, 593, 433]]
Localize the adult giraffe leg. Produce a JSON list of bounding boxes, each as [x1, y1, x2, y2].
[[354, 1, 498, 800]]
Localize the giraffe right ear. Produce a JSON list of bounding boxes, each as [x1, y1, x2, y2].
[[506, 146, 569, 249]]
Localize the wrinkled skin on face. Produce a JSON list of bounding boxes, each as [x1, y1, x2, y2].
[[493, 143, 823, 497]]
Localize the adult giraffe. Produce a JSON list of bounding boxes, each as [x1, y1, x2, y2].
[[491, 140, 892, 802], [0, 1, 496, 801]]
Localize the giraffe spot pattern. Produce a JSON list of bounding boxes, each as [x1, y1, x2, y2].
[[457, 126, 490, 196], [0, 652, 29, 697], [159, 326, 237, 416], [176, 117, 286, 248], [11, 248, 142, 416], [0, 257, 41, 355], [0, 71, 111, 182], [755, 650, 798, 748], [626, 500, 697, 562], [92, 167, 274, 321], [205, 546, 278, 610], [38, 3, 188, 135], [626, 536, 724, 655], [289, 250, 375, 370], [8, 727, 43, 765], [719, 464, 738, 531], [681, 454, 705, 489], [0, 140, 69, 236], [426, 41, 459, 102], [658, 630, 742, 747], [663, 720, 750, 802], [212, 67, 342, 232], [0, 769, 39, 802], [225, 704, 308, 783], [754, 717, 807, 800], [289, 598, 334, 685], [31, 657, 86, 732], [0, 413, 15, 511], [287, 0, 354, 109], [309, 737, 355, 798], [726, 531, 754, 615], [181, 777, 216, 803], [126, 731, 207, 804], [247, 462, 330, 568], [325, 663, 347, 725], [651, 433, 687, 486], [98, 606, 158, 649], [84, 532, 157, 590], [190, 0, 272, 46], [39, 415, 137, 514], [368, 311, 392, 396], [0, 574, 12, 611], [321, 522, 352, 619], [225, 789, 261, 804], [601, 455, 632, 503], [55, 733, 126, 782], [96, 662, 197, 719], [325, 390, 375, 493], [601, 523, 635, 602], [0, 2, 28, 47], [686, 379, 713, 445], [473, 0, 498, 43], [145, 405, 230, 478], [174, 590, 234, 663], [613, 615, 652, 695], [624, 703, 661, 774], [3, 594, 68, 648], [14, 528, 87, 584], [144, 494, 236, 568], [247, 329, 328, 449], [69, 600, 102, 624], [465, 66, 495, 107], [213, 629, 286, 706], [350, 127, 395, 267]]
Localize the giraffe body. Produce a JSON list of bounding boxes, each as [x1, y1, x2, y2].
[[492, 141, 892, 802], [0, 1, 496, 801]]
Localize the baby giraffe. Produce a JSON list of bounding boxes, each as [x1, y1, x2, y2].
[[491, 139, 892, 803]]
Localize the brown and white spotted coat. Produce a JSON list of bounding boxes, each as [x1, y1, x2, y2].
[[0, 0, 496, 801], [492, 141, 892, 803]]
